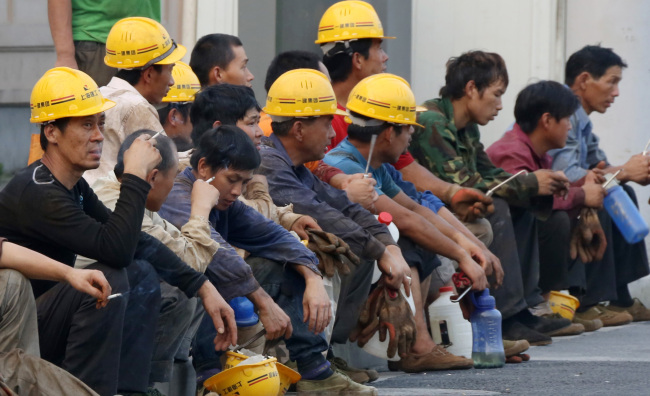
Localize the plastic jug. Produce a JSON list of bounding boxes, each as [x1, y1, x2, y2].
[[372, 212, 399, 284], [603, 183, 649, 244], [469, 289, 505, 368], [428, 286, 473, 358], [229, 297, 265, 354]]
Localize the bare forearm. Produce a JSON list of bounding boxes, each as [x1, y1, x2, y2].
[[437, 207, 485, 247], [400, 161, 453, 198], [396, 212, 467, 262], [48, 0, 76, 61], [0, 242, 73, 282], [413, 204, 465, 244]]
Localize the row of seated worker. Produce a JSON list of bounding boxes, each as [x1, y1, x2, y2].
[[3, 2, 650, 396]]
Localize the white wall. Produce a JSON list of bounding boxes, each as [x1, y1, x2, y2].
[[565, 0, 650, 302], [411, 0, 564, 147]]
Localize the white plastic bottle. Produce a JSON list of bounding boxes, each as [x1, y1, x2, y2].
[[428, 286, 473, 358]]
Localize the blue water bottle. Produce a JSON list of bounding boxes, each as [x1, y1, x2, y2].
[[470, 289, 505, 368], [229, 297, 265, 353], [603, 184, 649, 244]]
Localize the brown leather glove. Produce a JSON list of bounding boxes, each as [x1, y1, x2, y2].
[[349, 283, 384, 347], [306, 228, 359, 277], [570, 208, 607, 263], [581, 208, 607, 261], [377, 283, 417, 359]]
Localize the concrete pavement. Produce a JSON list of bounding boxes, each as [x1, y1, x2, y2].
[[368, 321, 650, 395]]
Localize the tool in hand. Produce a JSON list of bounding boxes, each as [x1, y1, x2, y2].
[[486, 170, 527, 197], [643, 138, 650, 156], [231, 328, 266, 352], [364, 134, 378, 178], [602, 169, 623, 189], [451, 272, 472, 303]]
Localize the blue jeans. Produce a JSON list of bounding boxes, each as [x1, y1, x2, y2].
[[192, 257, 329, 377]]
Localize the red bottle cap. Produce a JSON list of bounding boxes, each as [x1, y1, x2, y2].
[[378, 212, 393, 225], [439, 286, 454, 293]]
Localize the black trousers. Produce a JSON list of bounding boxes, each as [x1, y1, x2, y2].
[[537, 210, 572, 293], [36, 260, 161, 396], [486, 198, 540, 319], [569, 184, 650, 306]]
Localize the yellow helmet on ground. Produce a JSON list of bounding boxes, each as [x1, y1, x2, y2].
[[105, 17, 186, 69], [30, 67, 115, 123], [315, 0, 395, 44], [203, 357, 281, 395], [263, 69, 347, 118], [162, 61, 200, 103], [346, 73, 423, 127]]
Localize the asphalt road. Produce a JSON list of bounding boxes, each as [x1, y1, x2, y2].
[[368, 321, 650, 395]]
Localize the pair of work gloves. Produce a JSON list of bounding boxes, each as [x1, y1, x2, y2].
[[349, 278, 417, 359], [305, 228, 360, 277], [570, 208, 607, 263]]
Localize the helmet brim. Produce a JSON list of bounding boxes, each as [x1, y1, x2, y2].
[[315, 35, 395, 45], [335, 108, 349, 117], [155, 44, 187, 65]]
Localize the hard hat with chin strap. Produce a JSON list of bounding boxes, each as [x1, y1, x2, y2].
[[30, 67, 115, 123], [105, 17, 186, 69], [162, 61, 201, 103], [263, 68, 347, 119], [346, 73, 423, 128]]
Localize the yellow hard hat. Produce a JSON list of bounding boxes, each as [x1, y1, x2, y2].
[[263, 69, 347, 118], [346, 73, 423, 127], [203, 357, 281, 395], [276, 363, 301, 396], [105, 17, 186, 69], [30, 67, 115, 123], [162, 61, 200, 103], [315, 1, 395, 44]]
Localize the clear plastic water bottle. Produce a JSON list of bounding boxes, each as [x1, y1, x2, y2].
[[428, 286, 473, 358], [229, 297, 265, 354], [469, 289, 505, 368], [603, 183, 649, 244]]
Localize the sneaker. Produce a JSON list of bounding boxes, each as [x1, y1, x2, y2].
[[575, 305, 632, 327], [502, 318, 552, 346], [541, 313, 585, 336], [608, 299, 650, 322], [329, 356, 378, 384], [296, 369, 377, 395], [503, 339, 530, 358], [516, 309, 572, 334], [573, 315, 603, 332], [399, 344, 473, 372]]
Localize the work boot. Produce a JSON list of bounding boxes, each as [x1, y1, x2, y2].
[[503, 339, 530, 357], [329, 356, 378, 384], [399, 344, 473, 372], [296, 369, 377, 395], [608, 299, 650, 322], [573, 315, 603, 332], [515, 308, 572, 334], [502, 318, 552, 346], [541, 313, 585, 336], [575, 305, 632, 327]]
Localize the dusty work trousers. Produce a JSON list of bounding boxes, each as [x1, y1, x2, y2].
[[0, 270, 39, 356], [150, 282, 198, 384], [568, 185, 650, 306], [36, 260, 161, 396], [74, 41, 116, 87], [0, 349, 98, 396], [486, 198, 541, 319], [537, 210, 573, 293], [193, 257, 331, 378]]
